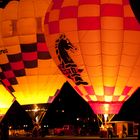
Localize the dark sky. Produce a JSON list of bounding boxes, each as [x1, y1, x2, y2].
[[113, 87, 140, 122], [0, 0, 10, 8], [42, 82, 96, 127], [2, 100, 33, 129], [42, 82, 140, 127]]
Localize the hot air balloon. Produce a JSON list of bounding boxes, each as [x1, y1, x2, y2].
[[0, 8, 15, 121], [44, 0, 140, 123], [0, 0, 66, 110]]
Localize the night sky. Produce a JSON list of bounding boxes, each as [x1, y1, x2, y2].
[[42, 82, 140, 127], [42, 82, 96, 127], [0, 0, 10, 8], [113, 87, 140, 122]]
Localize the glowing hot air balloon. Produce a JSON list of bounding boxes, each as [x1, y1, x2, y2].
[[0, 0, 66, 107], [0, 8, 15, 121], [44, 0, 140, 122]]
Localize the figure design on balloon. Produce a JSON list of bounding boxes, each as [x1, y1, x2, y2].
[[44, 0, 140, 123], [55, 34, 88, 85]]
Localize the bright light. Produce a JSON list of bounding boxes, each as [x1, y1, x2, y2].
[[23, 125, 28, 127], [33, 105, 38, 112], [35, 116, 39, 123], [76, 118, 79, 121], [44, 125, 49, 128], [104, 114, 108, 122]]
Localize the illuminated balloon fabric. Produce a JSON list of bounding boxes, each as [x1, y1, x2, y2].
[[44, 0, 140, 115], [0, 0, 66, 105], [0, 8, 14, 117], [0, 80, 14, 117]]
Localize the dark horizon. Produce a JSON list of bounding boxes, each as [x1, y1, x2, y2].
[[43, 82, 140, 124], [2, 82, 140, 127]]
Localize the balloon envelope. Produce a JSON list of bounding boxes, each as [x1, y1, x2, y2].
[[44, 0, 140, 116], [0, 8, 14, 120], [0, 0, 66, 105]]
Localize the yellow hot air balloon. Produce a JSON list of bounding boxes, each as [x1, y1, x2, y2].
[[0, 8, 14, 120], [44, 0, 140, 122], [0, 0, 66, 106]]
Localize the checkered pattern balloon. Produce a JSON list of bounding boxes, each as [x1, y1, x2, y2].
[[0, 0, 66, 105], [44, 0, 140, 115]]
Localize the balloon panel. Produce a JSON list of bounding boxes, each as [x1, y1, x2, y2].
[[0, 8, 14, 118], [0, 0, 66, 105], [44, 0, 140, 114], [0, 80, 14, 116]]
